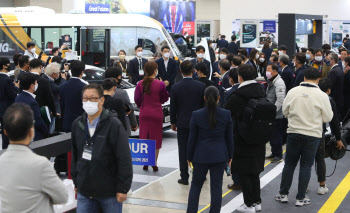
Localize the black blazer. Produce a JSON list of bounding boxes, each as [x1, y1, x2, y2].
[[0, 74, 17, 118], [328, 65, 344, 108], [198, 77, 215, 88], [190, 58, 211, 80], [217, 39, 228, 49], [262, 48, 273, 61], [344, 71, 350, 107], [33, 74, 57, 116], [103, 95, 127, 130], [15, 92, 48, 141], [17, 69, 27, 82], [187, 107, 233, 163], [227, 41, 239, 55], [155, 57, 178, 91], [212, 61, 220, 86], [59, 78, 87, 132], [42, 74, 66, 114], [128, 57, 148, 85], [294, 65, 307, 87], [280, 65, 294, 93], [170, 78, 206, 128]]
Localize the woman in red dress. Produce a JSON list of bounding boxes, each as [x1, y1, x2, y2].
[[134, 61, 169, 171]]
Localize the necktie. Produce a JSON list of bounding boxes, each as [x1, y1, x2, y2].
[[139, 59, 142, 70]]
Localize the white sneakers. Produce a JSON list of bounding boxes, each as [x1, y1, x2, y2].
[[236, 204, 256, 213], [275, 194, 288, 203], [253, 203, 262, 211], [317, 185, 329, 195], [295, 197, 311, 207]]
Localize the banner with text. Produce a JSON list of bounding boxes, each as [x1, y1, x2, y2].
[[240, 20, 259, 48], [263, 21, 276, 33], [129, 139, 156, 166]]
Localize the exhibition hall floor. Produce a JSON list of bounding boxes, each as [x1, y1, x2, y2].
[[1, 131, 350, 213]]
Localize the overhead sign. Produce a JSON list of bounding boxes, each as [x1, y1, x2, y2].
[[263, 21, 276, 33], [129, 139, 156, 166], [240, 20, 259, 48], [85, 3, 110, 14]]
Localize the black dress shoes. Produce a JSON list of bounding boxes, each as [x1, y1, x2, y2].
[[178, 179, 189, 185]]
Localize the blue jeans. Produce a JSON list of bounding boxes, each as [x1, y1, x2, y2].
[[279, 133, 320, 200], [77, 193, 123, 213]]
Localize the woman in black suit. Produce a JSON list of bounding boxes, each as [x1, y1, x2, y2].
[[249, 48, 259, 74], [262, 40, 273, 61], [186, 86, 234, 213], [257, 52, 268, 80]]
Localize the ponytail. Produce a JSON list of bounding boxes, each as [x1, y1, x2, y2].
[[142, 61, 158, 94], [205, 86, 219, 129]]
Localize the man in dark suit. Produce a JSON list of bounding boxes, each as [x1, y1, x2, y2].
[[156, 46, 178, 92], [29, 59, 57, 119], [190, 45, 211, 80], [217, 35, 228, 50], [194, 61, 215, 88], [339, 49, 348, 71], [238, 48, 253, 66], [15, 72, 48, 141], [59, 60, 88, 132], [328, 53, 345, 117], [218, 59, 232, 107], [170, 60, 206, 185], [294, 53, 308, 87], [227, 35, 240, 55], [212, 48, 229, 86], [279, 55, 294, 93], [223, 68, 240, 107], [0, 57, 18, 149], [128, 45, 148, 85], [17, 55, 30, 82]]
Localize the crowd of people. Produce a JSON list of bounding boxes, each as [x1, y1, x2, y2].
[[0, 35, 348, 213]]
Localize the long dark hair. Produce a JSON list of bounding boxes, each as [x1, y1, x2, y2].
[[205, 86, 219, 129], [142, 61, 158, 94]]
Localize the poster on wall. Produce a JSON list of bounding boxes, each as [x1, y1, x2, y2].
[[150, 0, 196, 35], [240, 20, 259, 48], [85, 0, 150, 16], [332, 33, 343, 49], [263, 21, 276, 33]]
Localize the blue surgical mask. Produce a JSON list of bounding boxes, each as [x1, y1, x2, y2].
[[306, 54, 311, 60]]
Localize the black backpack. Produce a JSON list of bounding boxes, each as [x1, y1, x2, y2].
[[238, 98, 277, 144]]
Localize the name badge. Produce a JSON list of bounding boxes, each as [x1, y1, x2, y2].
[[139, 70, 144, 76], [82, 146, 92, 161]]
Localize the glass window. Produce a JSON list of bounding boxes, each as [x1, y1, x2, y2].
[[136, 27, 168, 58], [30, 28, 42, 49], [0, 27, 25, 59], [110, 27, 137, 57], [44, 27, 78, 55]]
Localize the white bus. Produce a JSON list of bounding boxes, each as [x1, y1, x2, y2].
[[0, 7, 184, 68]]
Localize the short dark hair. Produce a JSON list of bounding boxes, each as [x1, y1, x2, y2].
[[0, 57, 10, 70], [135, 45, 142, 51], [344, 56, 350, 66], [194, 62, 208, 76], [19, 72, 37, 90], [228, 68, 238, 83], [52, 47, 59, 54], [19, 55, 30, 68], [105, 67, 122, 79], [295, 53, 306, 65], [329, 53, 339, 63], [219, 59, 231, 71], [318, 78, 332, 93], [102, 78, 118, 91], [118, 50, 126, 55], [270, 55, 279, 63], [304, 67, 321, 80], [307, 48, 315, 55], [221, 35, 226, 39], [322, 44, 331, 51], [29, 59, 42, 69], [238, 54, 245, 62], [26, 41, 35, 48], [232, 56, 242, 66], [231, 35, 237, 41], [82, 83, 103, 98], [238, 64, 256, 81], [340, 49, 348, 54], [161, 46, 170, 52], [278, 45, 287, 51], [196, 45, 205, 53], [267, 63, 279, 72], [13, 53, 22, 66], [226, 53, 234, 64], [314, 49, 322, 55], [238, 48, 248, 57], [301, 48, 307, 53], [70, 60, 85, 77], [51, 56, 63, 64], [180, 60, 193, 75], [3, 103, 34, 141], [219, 48, 229, 54]]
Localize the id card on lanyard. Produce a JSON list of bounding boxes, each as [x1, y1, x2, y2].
[[82, 126, 95, 161]]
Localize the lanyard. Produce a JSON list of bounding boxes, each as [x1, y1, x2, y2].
[[84, 124, 97, 146], [119, 62, 127, 72], [300, 83, 317, 88]]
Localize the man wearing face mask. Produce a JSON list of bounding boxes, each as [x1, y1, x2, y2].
[[305, 48, 315, 64], [129, 45, 148, 85], [24, 41, 42, 61], [71, 84, 132, 213], [0, 57, 18, 149], [265, 64, 286, 163], [308, 49, 325, 74], [212, 48, 229, 86], [156, 46, 178, 92], [15, 72, 48, 141], [190, 45, 211, 80], [278, 45, 287, 56]]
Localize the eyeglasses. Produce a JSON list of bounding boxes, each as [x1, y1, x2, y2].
[[82, 97, 101, 102]]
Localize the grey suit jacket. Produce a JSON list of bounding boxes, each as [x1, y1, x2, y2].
[[0, 145, 68, 213]]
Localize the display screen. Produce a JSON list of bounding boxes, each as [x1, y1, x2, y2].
[[296, 20, 314, 35]]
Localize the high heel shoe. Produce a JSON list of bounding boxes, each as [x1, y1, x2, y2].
[[143, 166, 148, 171], [152, 166, 159, 172]]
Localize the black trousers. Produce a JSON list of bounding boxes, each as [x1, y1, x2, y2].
[[281, 118, 288, 145], [270, 119, 283, 158], [0, 118, 9, 149], [315, 136, 326, 183], [177, 127, 190, 180], [187, 162, 226, 213], [239, 174, 261, 207]]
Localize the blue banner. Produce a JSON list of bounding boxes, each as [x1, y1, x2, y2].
[[85, 3, 110, 14], [263, 21, 276, 33], [129, 139, 156, 166]]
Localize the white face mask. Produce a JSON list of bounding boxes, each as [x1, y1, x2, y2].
[[137, 51, 143, 57], [255, 54, 259, 60], [219, 54, 226, 60], [259, 58, 265, 63], [315, 56, 323, 62], [197, 53, 205, 59], [163, 53, 170, 58], [119, 55, 125, 60], [34, 83, 38, 92], [278, 51, 284, 56], [83, 100, 100, 116], [31, 48, 36, 54]]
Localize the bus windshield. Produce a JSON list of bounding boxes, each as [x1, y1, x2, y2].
[[162, 27, 184, 60]]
